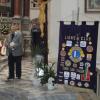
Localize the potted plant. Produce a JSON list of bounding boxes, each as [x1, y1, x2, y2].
[[38, 62, 56, 90], [31, 43, 53, 87], [31, 44, 45, 86]]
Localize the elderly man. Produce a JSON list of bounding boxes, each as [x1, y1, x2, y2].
[[6, 25, 23, 80]]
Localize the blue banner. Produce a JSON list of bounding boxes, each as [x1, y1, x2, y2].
[[57, 21, 99, 90]]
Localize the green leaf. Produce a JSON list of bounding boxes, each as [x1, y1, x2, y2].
[[36, 61, 56, 85]]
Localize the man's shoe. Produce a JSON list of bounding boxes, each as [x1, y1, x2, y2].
[[16, 77, 21, 79], [5, 77, 14, 82], [7, 77, 14, 80]]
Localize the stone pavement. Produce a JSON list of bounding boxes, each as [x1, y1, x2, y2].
[[0, 57, 100, 100]]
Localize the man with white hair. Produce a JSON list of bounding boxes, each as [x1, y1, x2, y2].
[[5, 24, 23, 80]]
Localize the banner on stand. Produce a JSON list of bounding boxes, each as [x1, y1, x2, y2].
[[57, 21, 99, 90]]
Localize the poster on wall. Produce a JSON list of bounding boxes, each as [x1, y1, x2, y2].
[[57, 21, 99, 90]]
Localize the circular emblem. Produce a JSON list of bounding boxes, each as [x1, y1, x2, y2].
[[70, 81, 75, 86], [84, 82, 89, 88], [80, 41, 86, 47], [60, 50, 66, 56], [65, 60, 71, 67], [68, 46, 85, 63], [77, 82, 82, 87], [86, 46, 93, 52]]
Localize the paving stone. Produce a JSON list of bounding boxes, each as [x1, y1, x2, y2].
[[0, 57, 99, 100]]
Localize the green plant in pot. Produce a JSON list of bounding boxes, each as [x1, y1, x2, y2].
[[38, 62, 56, 85]]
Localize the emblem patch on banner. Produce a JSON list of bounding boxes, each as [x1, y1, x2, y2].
[[66, 40, 72, 47], [77, 82, 82, 87], [70, 81, 75, 86], [60, 50, 66, 56], [87, 54, 92, 61], [65, 60, 71, 67], [80, 41, 86, 47], [64, 71, 70, 78], [68, 46, 85, 63], [64, 80, 68, 85], [86, 46, 93, 52]]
